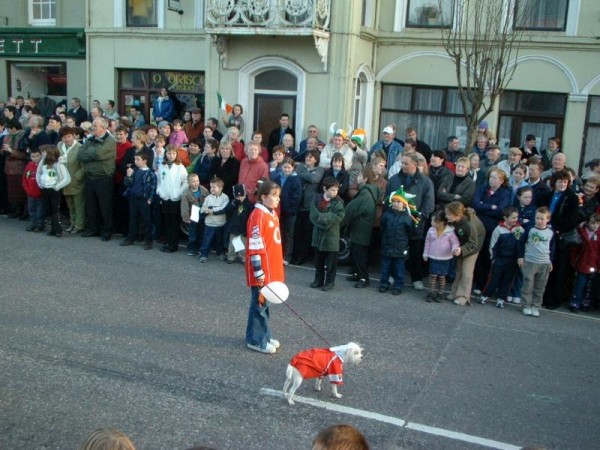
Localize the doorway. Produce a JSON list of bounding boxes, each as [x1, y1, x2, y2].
[[253, 94, 296, 138]]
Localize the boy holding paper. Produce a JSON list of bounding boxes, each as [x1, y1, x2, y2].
[[181, 173, 209, 256]]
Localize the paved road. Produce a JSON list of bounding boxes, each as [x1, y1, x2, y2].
[[1, 216, 599, 450]]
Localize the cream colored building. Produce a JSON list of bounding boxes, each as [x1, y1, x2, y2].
[[2, 0, 599, 170]]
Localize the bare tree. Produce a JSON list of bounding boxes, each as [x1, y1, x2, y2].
[[439, 0, 529, 147]]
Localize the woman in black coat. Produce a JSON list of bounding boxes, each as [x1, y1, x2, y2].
[[210, 142, 240, 197], [537, 169, 580, 309]]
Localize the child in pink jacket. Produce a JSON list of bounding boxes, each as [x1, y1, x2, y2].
[[423, 210, 460, 302], [168, 119, 189, 148]]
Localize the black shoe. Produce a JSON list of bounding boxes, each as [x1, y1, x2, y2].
[[321, 284, 334, 292], [80, 231, 99, 237], [569, 306, 579, 313], [543, 304, 560, 310], [379, 286, 389, 293], [55, 232, 62, 238], [46, 230, 56, 236], [120, 239, 134, 246], [310, 281, 324, 289], [144, 242, 153, 250], [291, 259, 304, 266], [392, 288, 402, 296], [354, 279, 370, 288], [19, 214, 29, 221], [25, 225, 36, 232], [426, 292, 436, 303], [101, 235, 111, 242], [135, 236, 144, 242], [346, 274, 360, 282], [34, 226, 44, 233], [433, 293, 442, 303]]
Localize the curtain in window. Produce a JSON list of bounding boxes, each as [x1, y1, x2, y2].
[[516, 0, 568, 30]]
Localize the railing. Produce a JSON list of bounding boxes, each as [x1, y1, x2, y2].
[[205, 0, 331, 33]]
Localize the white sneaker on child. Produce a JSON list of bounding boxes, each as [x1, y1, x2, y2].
[[522, 307, 533, 316], [531, 307, 540, 317], [496, 299, 504, 309], [507, 296, 513, 303], [512, 297, 521, 305], [479, 296, 489, 305]]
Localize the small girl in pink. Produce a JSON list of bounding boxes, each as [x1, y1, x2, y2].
[[168, 119, 189, 148], [423, 210, 460, 302]]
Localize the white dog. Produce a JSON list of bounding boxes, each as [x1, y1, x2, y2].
[[282, 342, 363, 405]]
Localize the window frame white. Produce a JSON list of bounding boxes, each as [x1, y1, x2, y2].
[[394, 0, 460, 32], [504, 0, 580, 36], [28, 0, 56, 27]]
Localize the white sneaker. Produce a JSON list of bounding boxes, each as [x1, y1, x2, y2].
[[479, 295, 489, 305], [247, 343, 276, 354], [496, 299, 504, 309], [283, 260, 289, 266], [512, 297, 521, 305], [531, 307, 540, 317], [413, 281, 424, 291], [506, 296, 513, 303], [473, 289, 482, 296], [269, 339, 280, 349], [522, 307, 533, 316]]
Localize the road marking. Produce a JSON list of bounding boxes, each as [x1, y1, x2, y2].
[[261, 388, 520, 450]]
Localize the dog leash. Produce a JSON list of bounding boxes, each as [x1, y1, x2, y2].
[[279, 300, 331, 347]]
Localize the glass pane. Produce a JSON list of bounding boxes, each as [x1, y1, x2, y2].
[[407, 0, 453, 27], [381, 85, 411, 110], [588, 96, 600, 124], [500, 91, 517, 111], [498, 115, 515, 153], [515, 0, 568, 30], [447, 89, 473, 115], [255, 70, 297, 90], [33, 4, 41, 18], [518, 92, 566, 115], [414, 88, 443, 112], [584, 127, 600, 163], [127, 0, 157, 27], [121, 70, 149, 89]]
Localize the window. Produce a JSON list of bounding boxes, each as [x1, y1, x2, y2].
[[29, 0, 56, 26], [380, 84, 468, 150], [126, 0, 158, 27], [362, 0, 375, 28], [10, 63, 66, 97], [406, 0, 453, 28], [514, 0, 569, 31], [582, 96, 600, 171]]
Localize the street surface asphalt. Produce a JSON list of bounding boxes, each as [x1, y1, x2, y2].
[[1, 216, 600, 450]]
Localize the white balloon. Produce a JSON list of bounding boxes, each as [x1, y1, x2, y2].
[[260, 281, 289, 304]]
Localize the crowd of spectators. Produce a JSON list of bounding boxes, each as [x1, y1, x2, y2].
[[1, 94, 600, 315]]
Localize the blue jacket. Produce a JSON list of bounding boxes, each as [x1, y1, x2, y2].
[[472, 184, 511, 234], [380, 208, 413, 258], [194, 154, 215, 185], [152, 97, 175, 122], [489, 221, 525, 261], [272, 172, 302, 216], [370, 140, 403, 169]]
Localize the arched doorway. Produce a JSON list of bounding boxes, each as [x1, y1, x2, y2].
[[239, 58, 305, 145]]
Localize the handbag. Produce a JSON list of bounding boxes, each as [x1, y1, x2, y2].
[[560, 229, 582, 246]]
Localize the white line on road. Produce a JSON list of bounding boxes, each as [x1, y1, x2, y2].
[[261, 387, 521, 450]]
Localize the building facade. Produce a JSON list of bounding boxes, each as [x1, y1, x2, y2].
[[1, 0, 598, 169]]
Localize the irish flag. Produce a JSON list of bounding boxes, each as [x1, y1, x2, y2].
[[217, 92, 233, 115]]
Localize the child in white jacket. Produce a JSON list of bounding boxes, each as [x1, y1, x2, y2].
[[36, 145, 71, 237], [157, 145, 188, 252]]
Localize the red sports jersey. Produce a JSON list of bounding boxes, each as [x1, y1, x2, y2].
[[290, 348, 344, 384], [245, 203, 285, 287]]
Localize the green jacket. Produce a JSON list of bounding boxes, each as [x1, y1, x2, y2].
[[310, 194, 345, 251], [77, 133, 116, 178], [60, 141, 85, 195], [342, 183, 379, 246]]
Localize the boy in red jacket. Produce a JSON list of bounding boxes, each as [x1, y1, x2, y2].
[[21, 148, 44, 232], [570, 213, 600, 312]]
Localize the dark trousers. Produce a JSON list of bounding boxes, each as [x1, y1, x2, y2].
[[350, 242, 370, 281], [380, 255, 406, 290], [162, 199, 181, 251], [151, 200, 163, 240], [187, 220, 204, 253], [407, 238, 425, 282], [200, 225, 224, 257], [127, 196, 152, 243], [474, 232, 493, 290], [483, 259, 518, 300], [84, 176, 113, 237], [42, 188, 63, 233], [543, 242, 572, 308], [28, 197, 45, 228], [281, 213, 297, 261], [293, 210, 313, 263], [314, 250, 338, 286]]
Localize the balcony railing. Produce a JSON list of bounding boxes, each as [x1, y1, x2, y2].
[[205, 0, 331, 35]]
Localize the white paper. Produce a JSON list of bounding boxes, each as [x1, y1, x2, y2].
[[232, 235, 245, 252], [190, 205, 200, 223]]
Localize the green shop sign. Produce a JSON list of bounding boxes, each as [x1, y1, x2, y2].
[[0, 28, 85, 58]]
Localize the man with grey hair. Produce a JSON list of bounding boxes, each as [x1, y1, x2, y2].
[[541, 152, 567, 183], [78, 117, 117, 241]]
